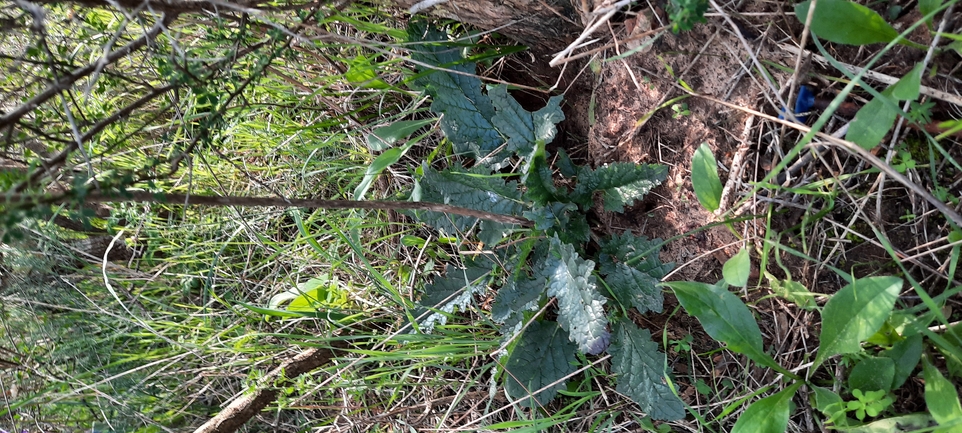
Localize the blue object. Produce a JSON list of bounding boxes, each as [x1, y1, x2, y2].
[[779, 85, 816, 123]]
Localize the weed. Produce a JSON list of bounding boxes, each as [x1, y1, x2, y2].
[[670, 334, 694, 353], [397, 22, 685, 418], [668, 0, 709, 33], [671, 102, 691, 118]]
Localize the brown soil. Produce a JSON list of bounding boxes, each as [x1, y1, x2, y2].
[[581, 18, 778, 284]]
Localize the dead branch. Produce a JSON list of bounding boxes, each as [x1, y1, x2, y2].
[[3, 191, 535, 227], [192, 342, 348, 433]]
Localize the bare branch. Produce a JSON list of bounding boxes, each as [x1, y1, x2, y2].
[[4, 191, 535, 227], [192, 343, 348, 433], [0, 13, 176, 130]]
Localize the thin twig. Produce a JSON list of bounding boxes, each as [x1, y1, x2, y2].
[[4, 191, 534, 227]]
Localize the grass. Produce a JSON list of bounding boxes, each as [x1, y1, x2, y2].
[[2, 0, 962, 432]]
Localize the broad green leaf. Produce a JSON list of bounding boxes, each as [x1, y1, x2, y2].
[[768, 275, 816, 310], [354, 144, 410, 200], [571, 163, 668, 212], [523, 202, 576, 231], [811, 386, 844, 415], [289, 282, 351, 311], [924, 357, 962, 430], [345, 55, 390, 89], [609, 322, 686, 420], [492, 275, 544, 330], [889, 63, 923, 101], [602, 262, 663, 314], [552, 211, 591, 245], [795, 0, 899, 46], [846, 93, 899, 150], [814, 276, 903, 368], [599, 231, 673, 279], [366, 118, 436, 151], [504, 320, 579, 407], [939, 323, 962, 378], [415, 165, 524, 246], [269, 277, 348, 310], [919, 0, 943, 26], [521, 140, 561, 205], [665, 281, 781, 371], [556, 147, 578, 178], [691, 143, 722, 212], [848, 356, 896, 392], [408, 23, 501, 159], [882, 332, 923, 389], [400, 235, 426, 248], [489, 84, 565, 156], [416, 264, 491, 332], [731, 382, 802, 433], [722, 248, 751, 287], [524, 203, 590, 245], [545, 235, 610, 355], [866, 320, 902, 347]]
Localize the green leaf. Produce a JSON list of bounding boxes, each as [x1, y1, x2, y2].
[[845, 90, 899, 150], [722, 248, 751, 287], [602, 262, 663, 314], [814, 276, 903, 368], [665, 281, 782, 371], [866, 321, 901, 347], [571, 163, 669, 212], [504, 320, 579, 407], [882, 332, 923, 389], [691, 143, 722, 212], [768, 275, 817, 310], [345, 55, 390, 89], [366, 118, 435, 151], [919, 0, 943, 26], [489, 84, 565, 157], [889, 63, 923, 101], [609, 321, 686, 420], [415, 165, 524, 246], [668, 0, 709, 32], [848, 356, 896, 392], [599, 231, 673, 279], [269, 276, 350, 310], [731, 382, 802, 433], [416, 264, 491, 332], [408, 23, 501, 159], [556, 147, 578, 178], [846, 93, 899, 150], [812, 386, 844, 415], [521, 141, 561, 205], [523, 202, 576, 231], [524, 203, 591, 245], [233, 300, 354, 323], [555, 211, 591, 245], [794, 0, 899, 46], [938, 324, 962, 379], [924, 356, 962, 430], [545, 234, 610, 355], [400, 235, 426, 248], [492, 275, 544, 331], [354, 144, 410, 200]]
